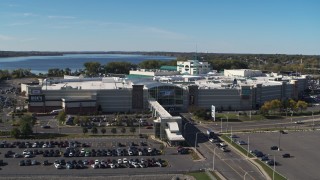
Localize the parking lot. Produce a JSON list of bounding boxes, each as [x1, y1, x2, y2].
[[234, 131, 320, 180], [0, 137, 179, 176]]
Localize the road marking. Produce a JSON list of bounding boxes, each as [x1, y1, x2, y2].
[[203, 142, 249, 179]]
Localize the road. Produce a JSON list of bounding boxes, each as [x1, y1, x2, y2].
[[205, 114, 320, 133], [181, 115, 266, 180]]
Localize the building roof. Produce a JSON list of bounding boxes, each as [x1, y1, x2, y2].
[[160, 66, 177, 71], [165, 128, 185, 141], [149, 100, 172, 118], [167, 122, 179, 133]]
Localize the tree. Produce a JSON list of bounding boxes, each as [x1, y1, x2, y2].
[[104, 62, 136, 74], [295, 100, 308, 112], [260, 101, 272, 115], [121, 127, 126, 134], [84, 62, 101, 76], [101, 128, 106, 134], [11, 128, 21, 138], [91, 127, 98, 134], [19, 115, 34, 138], [111, 128, 117, 134], [270, 99, 281, 114], [56, 111, 66, 125], [73, 115, 80, 125], [130, 127, 136, 134], [82, 127, 88, 135], [288, 99, 297, 111]]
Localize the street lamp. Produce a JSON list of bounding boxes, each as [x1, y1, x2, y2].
[[195, 132, 201, 150], [312, 110, 315, 128], [278, 126, 281, 151], [273, 155, 276, 180], [268, 154, 276, 180], [213, 146, 218, 171], [139, 118, 141, 135], [183, 122, 191, 137], [247, 135, 250, 158], [224, 113, 229, 133], [220, 118, 224, 133]]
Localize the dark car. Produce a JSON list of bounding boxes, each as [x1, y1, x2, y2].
[[266, 159, 278, 166], [282, 153, 291, 158], [261, 156, 269, 161], [43, 160, 49, 166], [270, 146, 278, 150], [41, 125, 51, 129], [279, 130, 287, 134], [19, 160, 25, 166]]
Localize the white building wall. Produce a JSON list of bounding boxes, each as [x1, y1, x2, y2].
[[224, 69, 262, 77], [177, 60, 210, 75]]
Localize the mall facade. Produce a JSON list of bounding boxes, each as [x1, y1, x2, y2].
[[21, 69, 309, 145]]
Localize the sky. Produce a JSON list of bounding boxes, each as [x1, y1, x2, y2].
[[0, 0, 319, 55]]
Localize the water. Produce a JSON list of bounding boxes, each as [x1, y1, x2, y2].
[[0, 54, 176, 74]]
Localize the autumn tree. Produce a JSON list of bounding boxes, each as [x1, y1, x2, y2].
[[295, 100, 308, 112]]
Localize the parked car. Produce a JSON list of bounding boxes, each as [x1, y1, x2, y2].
[[270, 146, 278, 150], [237, 140, 247, 145], [266, 159, 278, 166], [282, 153, 291, 158], [41, 125, 51, 129]]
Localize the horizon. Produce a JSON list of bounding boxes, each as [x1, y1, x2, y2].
[[0, 0, 319, 55]]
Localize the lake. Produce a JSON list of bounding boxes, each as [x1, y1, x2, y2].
[[0, 54, 176, 74]]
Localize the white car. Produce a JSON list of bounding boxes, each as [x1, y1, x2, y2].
[[148, 148, 152, 153], [117, 159, 122, 164], [54, 163, 62, 169], [94, 159, 99, 165], [24, 154, 32, 158], [22, 149, 29, 155], [128, 151, 133, 156], [123, 158, 128, 164], [109, 163, 116, 169], [140, 158, 145, 164], [91, 164, 98, 169], [80, 148, 85, 154]]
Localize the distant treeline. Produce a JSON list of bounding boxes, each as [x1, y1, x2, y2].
[[0, 51, 65, 58], [1, 50, 320, 75]]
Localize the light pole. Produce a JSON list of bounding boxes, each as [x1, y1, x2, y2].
[[312, 110, 315, 128], [290, 111, 293, 122], [247, 135, 250, 158], [139, 118, 141, 135], [224, 113, 229, 133], [220, 118, 224, 133], [273, 155, 276, 180], [183, 122, 190, 137], [278, 126, 281, 151], [213, 146, 218, 171], [230, 126, 233, 143], [195, 132, 201, 150]]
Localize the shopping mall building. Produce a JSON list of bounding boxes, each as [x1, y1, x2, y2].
[[21, 67, 309, 145]]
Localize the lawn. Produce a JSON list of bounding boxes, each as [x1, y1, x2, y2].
[[187, 172, 211, 180]]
